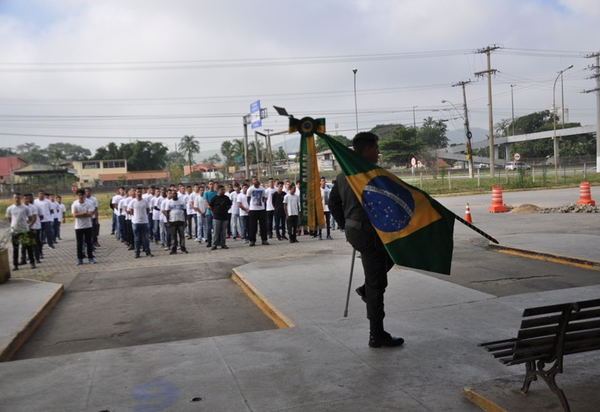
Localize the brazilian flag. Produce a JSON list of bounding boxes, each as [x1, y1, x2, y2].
[[317, 132, 455, 275]]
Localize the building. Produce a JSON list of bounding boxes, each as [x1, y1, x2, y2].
[[71, 159, 127, 187], [0, 156, 28, 186], [98, 170, 169, 187], [316, 150, 338, 172]]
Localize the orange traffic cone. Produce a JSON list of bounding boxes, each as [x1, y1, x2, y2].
[[464, 203, 473, 223], [576, 182, 596, 206], [488, 186, 507, 213]]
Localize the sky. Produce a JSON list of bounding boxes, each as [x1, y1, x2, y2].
[[0, 0, 599, 159]]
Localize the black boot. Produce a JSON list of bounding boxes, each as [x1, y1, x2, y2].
[[369, 321, 404, 348]]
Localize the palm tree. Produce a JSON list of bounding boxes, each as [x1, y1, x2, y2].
[[220, 141, 233, 178], [179, 135, 200, 175], [231, 139, 245, 165]]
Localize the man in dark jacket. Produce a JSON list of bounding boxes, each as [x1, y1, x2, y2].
[[329, 132, 404, 348], [209, 185, 232, 250]]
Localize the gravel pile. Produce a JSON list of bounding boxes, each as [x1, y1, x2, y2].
[[508, 203, 599, 214]]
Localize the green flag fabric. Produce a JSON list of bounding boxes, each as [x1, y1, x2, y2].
[[318, 132, 455, 275]]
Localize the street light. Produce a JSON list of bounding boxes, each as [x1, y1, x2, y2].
[[552, 64, 573, 180], [442, 99, 474, 178], [352, 69, 358, 134]]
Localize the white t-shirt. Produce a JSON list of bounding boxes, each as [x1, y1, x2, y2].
[[118, 197, 129, 217], [193, 193, 207, 215], [189, 192, 199, 215], [51, 201, 60, 220], [6, 204, 31, 233], [321, 187, 331, 212], [230, 191, 239, 214], [238, 191, 249, 217], [151, 196, 164, 221], [246, 186, 266, 211], [34, 198, 53, 222], [265, 186, 276, 211], [128, 198, 150, 224], [72, 200, 94, 230], [112, 194, 123, 215], [160, 198, 171, 222], [57, 203, 66, 220], [28, 203, 42, 230], [283, 193, 300, 216], [165, 198, 186, 222], [124, 197, 135, 220], [86, 196, 99, 219]]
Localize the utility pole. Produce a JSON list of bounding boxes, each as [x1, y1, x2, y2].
[[452, 80, 473, 178], [584, 52, 600, 173], [475, 45, 501, 174], [510, 84, 516, 136]]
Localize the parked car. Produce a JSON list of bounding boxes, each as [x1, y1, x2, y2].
[[474, 163, 488, 169], [505, 161, 531, 171]]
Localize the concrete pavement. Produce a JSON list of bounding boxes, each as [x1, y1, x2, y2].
[[1, 186, 599, 411]]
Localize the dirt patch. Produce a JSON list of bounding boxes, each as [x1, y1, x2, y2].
[[509, 204, 542, 214]]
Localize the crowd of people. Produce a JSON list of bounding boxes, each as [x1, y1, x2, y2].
[[5, 177, 337, 271], [5, 190, 68, 272], [108, 176, 337, 258]]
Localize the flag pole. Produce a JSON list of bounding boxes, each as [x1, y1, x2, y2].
[[343, 249, 356, 317], [454, 213, 499, 244]]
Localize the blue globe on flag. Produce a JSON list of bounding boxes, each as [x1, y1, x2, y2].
[[361, 176, 415, 232]]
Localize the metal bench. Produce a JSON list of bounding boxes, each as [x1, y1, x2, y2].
[[478, 298, 600, 412]]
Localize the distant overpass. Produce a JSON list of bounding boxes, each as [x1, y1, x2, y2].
[[437, 124, 597, 166]]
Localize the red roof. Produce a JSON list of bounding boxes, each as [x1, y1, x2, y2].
[[0, 157, 29, 181]]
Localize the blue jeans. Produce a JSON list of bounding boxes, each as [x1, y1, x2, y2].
[[204, 214, 213, 245], [132, 223, 151, 255], [197, 214, 205, 240], [112, 213, 117, 234], [230, 213, 240, 237], [153, 219, 161, 242], [41, 221, 54, 247]]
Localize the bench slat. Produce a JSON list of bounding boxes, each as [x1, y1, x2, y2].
[[522, 298, 600, 317], [517, 319, 600, 341], [520, 308, 600, 329]]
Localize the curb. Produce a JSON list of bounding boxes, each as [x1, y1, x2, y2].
[[231, 268, 295, 329], [462, 386, 507, 412], [489, 243, 600, 272], [0, 281, 64, 362]]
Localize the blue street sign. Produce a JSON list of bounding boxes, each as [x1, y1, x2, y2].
[[250, 100, 261, 129]]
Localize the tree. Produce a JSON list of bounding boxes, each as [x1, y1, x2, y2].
[[370, 124, 407, 140], [418, 117, 448, 149], [231, 139, 245, 165], [92, 141, 169, 171], [46, 143, 91, 161], [179, 135, 200, 172], [201, 154, 222, 164], [315, 134, 350, 152], [220, 141, 234, 178], [379, 125, 423, 166], [169, 163, 184, 184], [0, 148, 15, 157], [16, 143, 48, 164]]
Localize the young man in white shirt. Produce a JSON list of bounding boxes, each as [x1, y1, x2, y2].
[[193, 185, 207, 243], [229, 183, 241, 240], [72, 188, 96, 265], [6, 192, 35, 271], [151, 188, 164, 245], [318, 177, 333, 240], [25, 193, 42, 263], [283, 184, 300, 243], [34, 190, 55, 250], [159, 188, 172, 249], [112, 187, 125, 240], [264, 177, 277, 239], [237, 183, 250, 243], [128, 187, 153, 258], [246, 176, 269, 247], [164, 190, 187, 254], [55, 195, 67, 241], [84, 187, 100, 247]]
